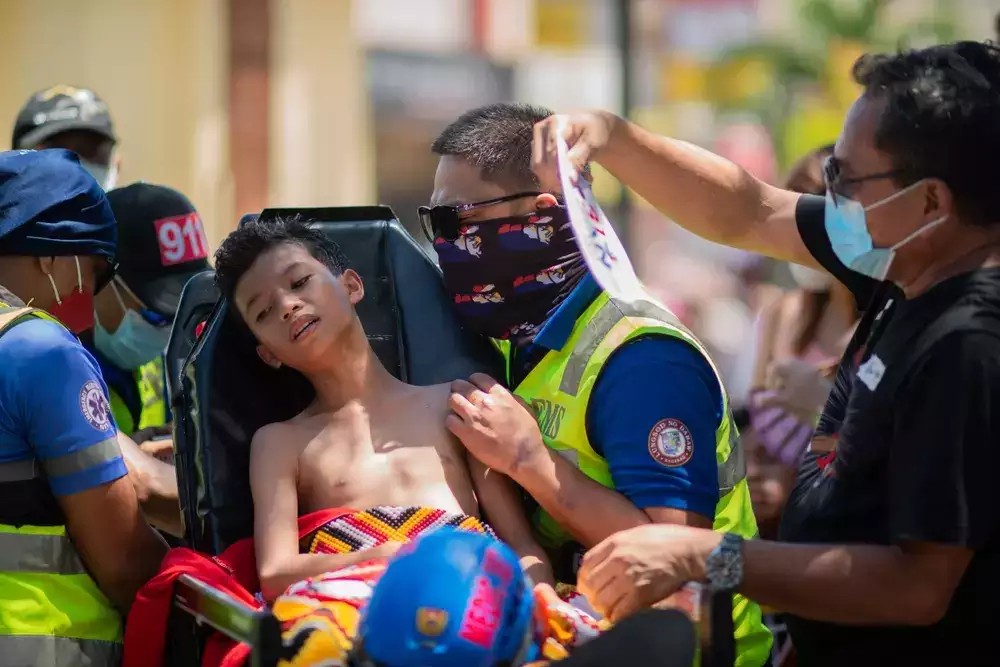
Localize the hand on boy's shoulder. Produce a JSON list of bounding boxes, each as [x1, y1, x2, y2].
[[408, 382, 458, 420]]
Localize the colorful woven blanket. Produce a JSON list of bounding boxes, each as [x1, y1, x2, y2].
[[271, 506, 602, 666]]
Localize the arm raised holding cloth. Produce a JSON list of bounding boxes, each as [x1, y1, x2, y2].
[[534, 41, 1000, 667]]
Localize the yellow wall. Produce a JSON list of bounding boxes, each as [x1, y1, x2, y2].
[[0, 0, 234, 250], [0, 0, 373, 250], [269, 0, 374, 209]]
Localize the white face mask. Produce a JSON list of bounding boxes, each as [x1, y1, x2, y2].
[[80, 159, 118, 191]]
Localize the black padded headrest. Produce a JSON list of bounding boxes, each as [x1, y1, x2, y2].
[[175, 206, 502, 553]]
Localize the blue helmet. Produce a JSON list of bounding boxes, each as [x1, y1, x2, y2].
[[353, 528, 539, 667]]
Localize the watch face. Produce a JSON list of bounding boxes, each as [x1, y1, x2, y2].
[[708, 534, 744, 591]]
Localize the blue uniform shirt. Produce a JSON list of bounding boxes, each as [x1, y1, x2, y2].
[[514, 275, 721, 519], [0, 318, 127, 496]]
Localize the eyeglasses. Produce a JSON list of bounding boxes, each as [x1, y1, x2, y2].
[[418, 192, 542, 242], [823, 156, 908, 207]]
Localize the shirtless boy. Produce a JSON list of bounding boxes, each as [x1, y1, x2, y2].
[[213, 217, 553, 601]]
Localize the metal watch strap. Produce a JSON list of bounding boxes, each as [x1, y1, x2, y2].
[[705, 532, 745, 592]]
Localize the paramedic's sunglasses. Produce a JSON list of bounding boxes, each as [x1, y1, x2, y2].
[[418, 191, 542, 243], [822, 156, 908, 206]]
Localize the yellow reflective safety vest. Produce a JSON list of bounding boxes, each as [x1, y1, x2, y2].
[[496, 291, 772, 667], [108, 358, 168, 436], [136, 358, 168, 430], [0, 304, 124, 666]]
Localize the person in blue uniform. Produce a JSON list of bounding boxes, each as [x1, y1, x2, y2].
[[425, 105, 768, 663], [0, 148, 166, 664], [428, 103, 730, 549]]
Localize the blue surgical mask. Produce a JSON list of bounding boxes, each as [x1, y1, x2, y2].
[[824, 179, 947, 280], [94, 281, 170, 370]]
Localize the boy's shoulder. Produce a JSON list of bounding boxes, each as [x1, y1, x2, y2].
[[418, 382, 453, 398], [251, 411, 318, 456], [407, 382, 453, 414]]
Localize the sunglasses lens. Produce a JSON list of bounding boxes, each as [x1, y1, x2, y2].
[[417, 207, 435, 243], [421, 206, 461, 242]]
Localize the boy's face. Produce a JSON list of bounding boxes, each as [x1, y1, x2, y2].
[[233, 242, 364, 371]]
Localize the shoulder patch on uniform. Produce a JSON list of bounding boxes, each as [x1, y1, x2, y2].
[[79, 380, 112, 431], [648, 418, 694, 467]]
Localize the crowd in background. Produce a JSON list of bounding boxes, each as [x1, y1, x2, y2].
[[4, 12, 1000, 662]]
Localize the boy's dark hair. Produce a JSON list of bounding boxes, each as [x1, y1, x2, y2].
[[214, 216, 349, 304], [851, 41, 1000, 226], [432, 102, 555, 188]]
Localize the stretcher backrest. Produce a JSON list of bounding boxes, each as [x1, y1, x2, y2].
[[164, 270, 218, 402], [173, 207, 502, 553]]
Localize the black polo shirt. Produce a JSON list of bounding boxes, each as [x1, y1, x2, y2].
[[778, 195, 1000, 666]]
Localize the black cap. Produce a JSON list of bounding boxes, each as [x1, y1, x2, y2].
[[106, 183, 211, 318], [12, 85, 116, 150]]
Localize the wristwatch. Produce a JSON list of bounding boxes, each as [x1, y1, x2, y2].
[[705, 533, 745, 592]]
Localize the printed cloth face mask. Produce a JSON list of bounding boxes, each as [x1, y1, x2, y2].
[[431, 205, 586, 340]]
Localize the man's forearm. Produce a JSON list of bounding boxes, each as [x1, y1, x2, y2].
[[734, 540, 952, 626], [516, 449, 650, 548], [597, 113, 777, 252], [517, 545, 556, 587], [118, 433, 183, 537], [110, 524, 169, 614]]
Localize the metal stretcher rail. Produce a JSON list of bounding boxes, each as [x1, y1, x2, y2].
[[173, 573, 282, 667], [171, 573, 735, 667]]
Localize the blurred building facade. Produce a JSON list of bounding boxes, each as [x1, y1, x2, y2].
[[1, 0, 994, 397]]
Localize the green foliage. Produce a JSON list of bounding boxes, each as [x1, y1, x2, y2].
[[716, 0, 957, 167]]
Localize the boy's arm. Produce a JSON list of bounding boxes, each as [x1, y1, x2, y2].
[[468, 455, 556, 586], [250, 425, 401, 601]]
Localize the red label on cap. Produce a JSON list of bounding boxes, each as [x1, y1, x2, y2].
[[457, 548, 512, 648], [154, 213, 208, 266]]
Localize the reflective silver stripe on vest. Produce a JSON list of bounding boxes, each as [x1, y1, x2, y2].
[[0, 531, 87, 575], [718, 424, 747, 496], [0, 635, 122, 667], [561, 297, 747, 493], [0, 458, 40, 482], [44, 436, 120, 479], [559, 298, 690, 397]]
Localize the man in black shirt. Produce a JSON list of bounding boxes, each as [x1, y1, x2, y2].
[[530, 41, 1000, 665]]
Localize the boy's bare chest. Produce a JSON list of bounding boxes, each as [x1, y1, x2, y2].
[[295, 410, 466, 511]]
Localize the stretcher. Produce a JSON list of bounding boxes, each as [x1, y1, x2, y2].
[[147, 206, 736, 666], [151, 206, 506, 666]]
